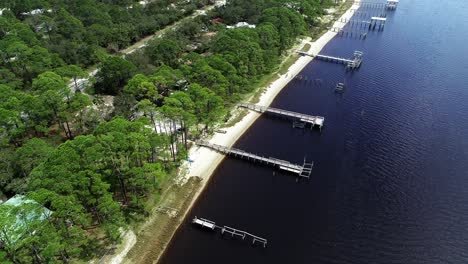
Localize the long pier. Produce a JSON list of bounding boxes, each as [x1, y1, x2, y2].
[[197, 141, 314, 178], [353, 1, 387, 9], [298, 50, 364, 70], [353, 0, 398, 10], [192, 217, 268, 247], [239, 103, 324, 130]]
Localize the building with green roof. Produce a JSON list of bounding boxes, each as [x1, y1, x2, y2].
[[0, 195, 52, 246]]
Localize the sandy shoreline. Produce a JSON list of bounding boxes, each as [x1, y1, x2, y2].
[[182, 2, 360, 183], [115, 2, 360, 263]]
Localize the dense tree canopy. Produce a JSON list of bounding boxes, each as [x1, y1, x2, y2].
[[95, 56, 137, 95], [0, 0, 335, 262]]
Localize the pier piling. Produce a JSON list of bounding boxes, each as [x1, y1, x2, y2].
[[192, 217, 268, 248]]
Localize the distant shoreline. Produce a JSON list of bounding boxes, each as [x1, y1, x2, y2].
[[118, 2, 361, 263]]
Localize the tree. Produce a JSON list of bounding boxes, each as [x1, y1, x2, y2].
[[124, 74, 160, 102], [54, 65, 88, 92], [0, 201, 51, 264], [181, 54, 229, 96], [32, 71, 72, 137], [11, 138, 53, 193], [188, 84, 225, 131], [54, 8, 86, 41], [29, 189, 94, 261], [29, 136, 125, 239], [95, 56, 136, 95], [160, 92, 195, 155], [2, 40, 64, 87], [259, 7, 306, 51], [256, 22, 281, 69], [0, 85, 26, 144], [67, 92, 94, 134], [145, 38, 182, 67]]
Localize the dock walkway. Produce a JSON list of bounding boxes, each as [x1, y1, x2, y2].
[[192, 217, 268, 247], [239, 103, 324, 130], [197, 141, 313, 178], [297, 50, 364, 70]]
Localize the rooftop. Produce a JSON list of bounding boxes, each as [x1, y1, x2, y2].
[[0, 195, 52, 245]]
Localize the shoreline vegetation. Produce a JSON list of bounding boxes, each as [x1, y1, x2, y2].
[[119, 1, 360, 263], [0, 1, 357, 263]]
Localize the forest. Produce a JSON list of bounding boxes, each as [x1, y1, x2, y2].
[[0, 0, 333, 262]]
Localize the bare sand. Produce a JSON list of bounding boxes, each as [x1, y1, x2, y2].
[[113, 2, 361, 263]]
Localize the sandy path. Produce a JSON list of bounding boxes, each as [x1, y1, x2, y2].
[[110, 230, 137, 264]]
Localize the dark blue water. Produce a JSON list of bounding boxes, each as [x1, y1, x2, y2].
[[159, 1, 468, 263]]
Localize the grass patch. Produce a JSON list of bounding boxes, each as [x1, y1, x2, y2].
[[311, 25, 329, 41], [124, 177, 202, 264], [278, 54, 300, 75], [250, 73, 280, 104], [310, 0, 355, 41], [301, 43, 311, 52], [222, 109, 249, 128]]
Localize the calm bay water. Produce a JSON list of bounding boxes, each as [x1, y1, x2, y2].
[[159, 0, 468, 263]]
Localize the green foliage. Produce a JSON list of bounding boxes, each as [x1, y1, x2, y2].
[[0, 0, 332, 262], [0, 14, 64, 88], [145, 38, 182, 68], [54, 64, 88, 91], [124, 74, 160, 102], [95, 56, 136, 95], [188, 84, 226, 130], [9, 138, 54, 193], [260, 7, 306, 51], [0, 85, 27, 143], [0, 200, 57, 264]]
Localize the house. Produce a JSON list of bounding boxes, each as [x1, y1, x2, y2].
[[21, 9, 52, 16], [215, 0, 227, 7], [0, 195, 52, 246], [227, 22, 256, 29], [212, 17, 223, 24]]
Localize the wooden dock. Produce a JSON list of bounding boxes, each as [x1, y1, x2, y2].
[[192, 217, 216, 230], [369, 16, 387, 30], [354, 1, 387, 9], [197, 141, 314, 178], [238, 103, 324, 130], [335, 82, 345, 93], [386, 0, 399, 10], [297, 50, 364, 70], [192, 217, 268, 247]]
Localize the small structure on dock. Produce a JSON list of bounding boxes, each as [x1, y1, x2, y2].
[[197, 141, 314, 179], [346, 51, 364, 69], [192, 217, 268, 247], [335, 82, 345, 93], [238, 102, 324, 130], [386, 0, 399, 10], [192, 217, 216, 230], [370, 16, 387, 30]]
